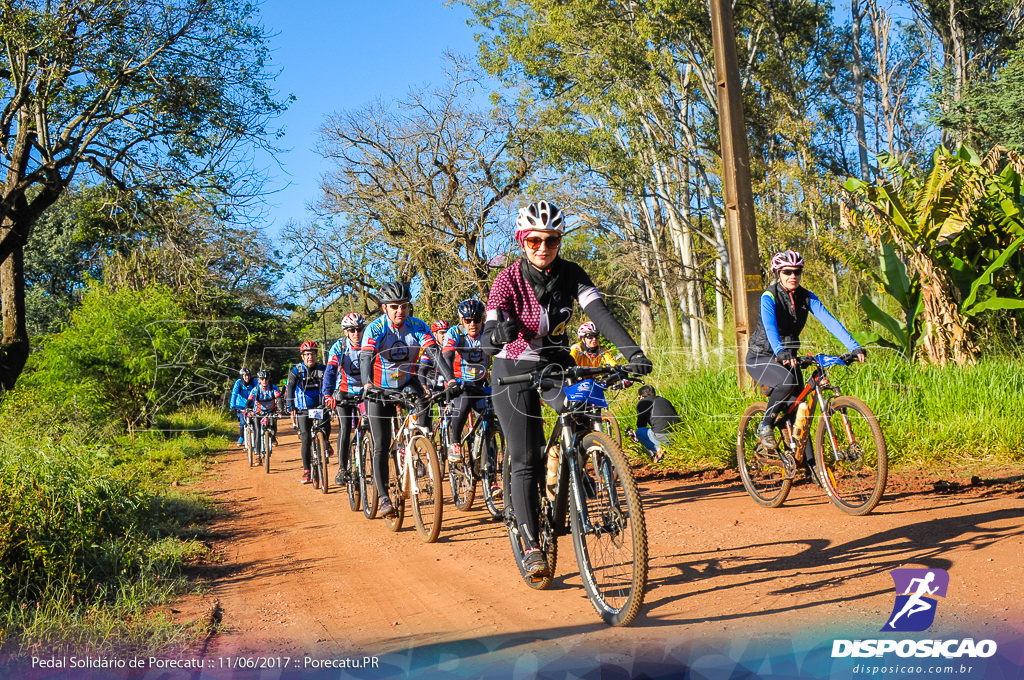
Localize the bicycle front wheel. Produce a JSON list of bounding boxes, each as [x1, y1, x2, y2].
[[737, 402, 792, 508], [569, 432, 647, 627], [410, 435, 443, 543], [263, 429, 272, 473], [814, 396, 888, 515], [315, 431, 330, 495], [502, 444, 556, 590], [347, 433, 361, 512], [360, 432, 378, 519], [383, 448, 405, 532], [481, 429, 505, 521], [245, 423, 255, 467]]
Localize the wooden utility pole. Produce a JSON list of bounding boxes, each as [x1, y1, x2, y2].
[[709, 0, 763, 389]]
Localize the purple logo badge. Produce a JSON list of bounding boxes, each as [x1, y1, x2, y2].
[[881, 568, 949, 632]]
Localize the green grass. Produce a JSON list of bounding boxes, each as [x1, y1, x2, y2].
[[0, 404, 228, 656], [606, 344, 1024, 471]]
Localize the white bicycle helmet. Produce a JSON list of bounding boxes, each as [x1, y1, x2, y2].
[[770, 250, 805, 273], [577, 321, 597, 338], [515, 200, 564, 240], [341, 312, 365, 329]]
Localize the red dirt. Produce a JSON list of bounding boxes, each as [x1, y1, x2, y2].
[[173, 425, 1024, 672]]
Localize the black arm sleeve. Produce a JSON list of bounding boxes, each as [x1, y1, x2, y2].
[[425, 344, 453, 382], [359, 349, 373, 386], [583, 298, 642, 360]]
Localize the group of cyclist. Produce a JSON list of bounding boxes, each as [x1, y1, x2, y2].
[[232, 199, 866, 582]]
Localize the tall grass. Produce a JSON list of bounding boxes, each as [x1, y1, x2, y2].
[[0, 405, 227, 656], [607, 339, 1024, 470]]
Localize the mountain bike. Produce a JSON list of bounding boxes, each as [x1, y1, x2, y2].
[[294, 408, 332, 495], [497, 364, 648, 627], [365, 387, 444, 543], [737, 353, 888, 516], [249, 410, 279, 473], [434, 384, 506, 520]]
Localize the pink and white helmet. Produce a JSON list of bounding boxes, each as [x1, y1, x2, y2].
[[577, 321, 597, 338], [770, 250, 805, 273], [341, 312, 365, 329], [514, 200, 564, 242]]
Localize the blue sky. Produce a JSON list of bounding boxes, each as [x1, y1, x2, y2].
[[255, 1, 481, 236]]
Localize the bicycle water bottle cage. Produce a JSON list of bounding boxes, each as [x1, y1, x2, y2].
[[816, 354, 846, 368], [564, 379, 608, 408]]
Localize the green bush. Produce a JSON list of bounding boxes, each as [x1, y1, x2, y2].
[[17, 282, 188, 433]]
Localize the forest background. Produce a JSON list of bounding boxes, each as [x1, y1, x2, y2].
[[0, 0, 1021, 654]]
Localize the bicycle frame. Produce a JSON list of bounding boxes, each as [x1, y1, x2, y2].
[[776, 356, 850, 460]]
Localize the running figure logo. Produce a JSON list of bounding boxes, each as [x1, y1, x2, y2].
[[881, 568, 949, 632]]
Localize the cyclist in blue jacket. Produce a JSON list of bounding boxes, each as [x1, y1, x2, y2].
[[246, 370, 282, 445], [230, 368, 256, 446], [287, 341, 333, 485], [746, 250, 866, 471]]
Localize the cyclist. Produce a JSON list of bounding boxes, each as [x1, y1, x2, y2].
[[430, 320, 450, 347], [483, 200, 653, 577], [286, 341, 333, 485], [570, 321, 618, 368], [323, 312, 366, 486], [246, 370, 282, 446], [746, 250, 865, 470], [361, 282, 454, 517], [230, 368, 256, 446], [441, 299, 491, 464]]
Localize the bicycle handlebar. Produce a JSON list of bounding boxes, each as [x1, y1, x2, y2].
[[497, 364, 631, 387], [795, 353, 857, 369]]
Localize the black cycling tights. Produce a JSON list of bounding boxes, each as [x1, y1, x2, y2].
[[333, 403, 361, 470], [745, 353, 804, 427], [367, 400, 397, 498], [491, 358, 563, 551]]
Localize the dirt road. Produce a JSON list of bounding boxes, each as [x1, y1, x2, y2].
[[175, 426, 1024, 677]]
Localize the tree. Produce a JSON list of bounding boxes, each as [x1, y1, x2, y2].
[[845, 145, 1024, 365], [0, 0, 286, 391], [301, 59, 533, 317]]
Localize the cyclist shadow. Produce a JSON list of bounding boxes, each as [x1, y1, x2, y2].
[[638, 507, 1023, 627]]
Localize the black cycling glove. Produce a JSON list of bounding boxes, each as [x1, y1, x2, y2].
[[491, 319, 518, 346], [776, 349, 796, 363], [852, 347, 867, 360], [625, 351, 653, 376]]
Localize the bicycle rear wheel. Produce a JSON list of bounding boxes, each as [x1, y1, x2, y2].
[[315, 431, 330, 494], [814, 396, 888, 515], [347, 433, 361, 511], [569, 432, 647, 627], [737, 402, 792, 508], [502, 445, 556, 590], [360, 431, 378, 519], [410, 435, 443, 543], [481, 429, 505, 520], [383, 448, 405, 532]]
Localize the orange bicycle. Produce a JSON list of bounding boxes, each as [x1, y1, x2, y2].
[[737, 353, 888, 515]]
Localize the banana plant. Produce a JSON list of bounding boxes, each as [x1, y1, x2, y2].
[[850, 239, 924, 360]]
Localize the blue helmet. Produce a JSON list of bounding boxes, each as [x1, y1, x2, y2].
[[457, 299, 485, 321]]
